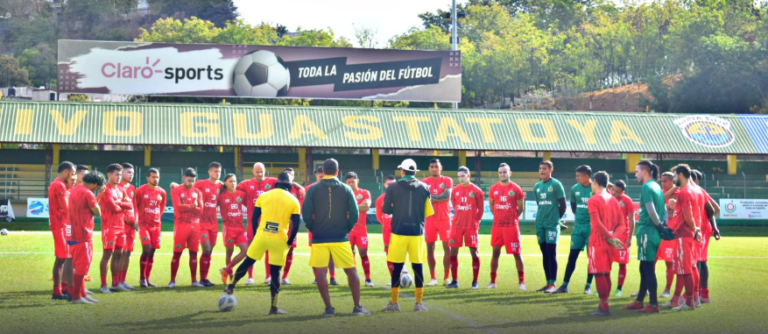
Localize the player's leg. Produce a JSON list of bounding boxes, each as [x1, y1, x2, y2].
[[360, 247, 373, 286], [488, 246, 501, 288], [544, 227, 560, 292], [52, 227, 69, 300], [470, 247, 480, 289], [699, 261, 710, 303], [643, 260, 659, 311], [188, 228, 201, 286], [343, 263, 365, 314], [310, 244, 335, 315], [538, 241, 550, 291], [410, 235, 427, 311], [385, 234, 404, 311], [110, 246, 124, 290], [52, 256, 67, 299], [226, 256, 257, 293], [558, 249, 581, 293], [268, 264, 286, 315], [120, 228, 135, 289], [329, 255, 337, 284], [447, 246, 460, 288], [426, 241, 437, 282], [99, 249, 113, 293], [441, 241, 451, 284], [282, 247, 294, 284], [140, 242, 152, 287], [616, 263, 627, 296], [199, 239, 213, 287], [63, 258, 74, 298]]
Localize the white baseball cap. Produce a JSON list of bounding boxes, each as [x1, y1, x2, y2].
[[398, 159, 419, 172]]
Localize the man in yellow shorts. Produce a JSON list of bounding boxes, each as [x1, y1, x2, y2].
[[302, 159, 371, 317], [382, 159, 434, 312], [224, 172, 300, 315]]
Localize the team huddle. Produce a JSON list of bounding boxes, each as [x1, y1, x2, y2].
[[45, 157, 719, 316]]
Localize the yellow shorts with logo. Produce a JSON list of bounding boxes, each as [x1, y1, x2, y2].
[[309, 242, 355, 269], [247, 237, 289, 267], [387, 234, 425, 264]]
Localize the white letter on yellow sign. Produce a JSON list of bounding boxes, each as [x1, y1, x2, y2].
[[516, 119, 559, 144], [103, 111, 143, 137], [289, 115, 327, 140], [181, 112, 219, 138], [343, 115, 382, 141], [50, 110, 87, 136]]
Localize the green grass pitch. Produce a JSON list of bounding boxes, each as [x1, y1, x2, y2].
[[0, 224, 766, 334]]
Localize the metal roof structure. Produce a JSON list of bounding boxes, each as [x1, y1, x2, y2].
[[1, 101, 766, 154]]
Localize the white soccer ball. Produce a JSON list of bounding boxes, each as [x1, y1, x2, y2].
[[232, 50, 290, 97], [400, 273, 413, 289], [0, 228, 7, 236], [218, 293, 237, 312]]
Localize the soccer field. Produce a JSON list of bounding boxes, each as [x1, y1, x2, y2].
[[1, 228, 767, 334]]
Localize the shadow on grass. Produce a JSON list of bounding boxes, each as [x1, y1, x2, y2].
[[107, 309, 352, 331]]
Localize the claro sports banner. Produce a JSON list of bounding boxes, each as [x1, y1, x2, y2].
[[57, 40, 462, 102]]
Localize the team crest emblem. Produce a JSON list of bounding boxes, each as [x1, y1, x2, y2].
[[192, 193, 198, 198], [142, 237, 149, 241], [620, 202, 625, 207], [469, 192, 475, 198], [227, 239, 233, 244], [674, 115, 735, 148], [266, 184, 272, 189], [508, 191, 515, 196], [109, 241, 115, 246], [217, 189, 220, 194], [157, 194, 163, 200], [176, 244, 182, 249], [548, 186, 553, 192], [576, 192, 580, 196], [236, 197, 242, 203], [357, 194, 363, 199], [202, 233, 207, 238], [439, 183, 445, 189], [131, 191, 134, 197]]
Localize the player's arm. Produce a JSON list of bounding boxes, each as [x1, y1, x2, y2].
[[301, 186, 315, 231], [556, 183, 567, 219], [251, 206, 262, 237], [88, 192, 101, 217], [569, 187, 577, 215], [55, 185, 70, 216], [358, 193, 371, 213], [171, 189, 190, 213], [375, 197, 384, 223], [474, 190, 485, 225], [293, 183, 305, 197], [287, 214, 300, 246], [100, 190, 123, 213], [190, 192, 203, 215], [432, 187, 451, 203], [706, 197, 721, 239], [588, 204, 613, 240], [382, 186, 394, 215], [664, 186, 678, 201], [346, 187, 360, 232]]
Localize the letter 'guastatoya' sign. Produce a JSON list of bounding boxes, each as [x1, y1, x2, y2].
[[57, 40, 462, 102]]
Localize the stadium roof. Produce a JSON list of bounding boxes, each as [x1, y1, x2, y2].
[[1, 101, 766, 154]]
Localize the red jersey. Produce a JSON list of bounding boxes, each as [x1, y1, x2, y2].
[[171, 185, 204, 225], [48, 178, 70, 230], [488, 181, 524, 227], [699, 187, 713, 235], [375, 193, 392, 229], [451, 183, 484, 229], [588, 191, 626, 248], [135, 184, 167, 228], [290, 186, 305, 206], [422, 176, 453, 221], [119, 182, 137, 224], [351, 188, 372, 234], [66, 184, 97, 243], [617, 194, 634, 240], [219, 190, 247, 228], [194, 179, 222, 225], [236, 177, 277, 222], [669, 185, 698, 238], [100, 183, 132, 230]]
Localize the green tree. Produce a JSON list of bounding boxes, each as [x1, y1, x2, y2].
[[0, 54, 31, 87], [17, 43, 56, 87], [147, 0, 237, 27]]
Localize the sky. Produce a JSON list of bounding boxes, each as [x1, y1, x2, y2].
[[233, 0, 469, 47]]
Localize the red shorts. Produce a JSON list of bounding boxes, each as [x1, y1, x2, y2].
[[382, 225, 392, 247], [613, 246, 631, 265], [700, 232, 711, 262], [673, 238, 694, 275], [425, 218, 451, 243], [139, 226, 162, 249], [588, 246, 614, 274], [449, 226, 479, 248], [174, 224, 200, 253], [52, 227, 70, 259], [349, 231, 369, 249], [308, 231, 313, 247], [199, 224, 219, 247], [223, 226, 247, 248], [124, 225, 137, 252], [658, 239, 676, 262], [70, 242, 93, 276], [490, 225, 521, 255], [101, 226, 125, 251]]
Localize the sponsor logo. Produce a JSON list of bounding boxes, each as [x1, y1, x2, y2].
[[205, 189, 210, 193], [29, 200, 45, 215], [674, 115, 735, 148], [725, 202, 736, 213], [144, 194, 149, 199]]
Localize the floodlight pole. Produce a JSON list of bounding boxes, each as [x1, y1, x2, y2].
[[452, 0, 458, 109]]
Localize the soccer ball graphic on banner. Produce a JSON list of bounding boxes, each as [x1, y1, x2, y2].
[[218, 294, 237, 312], [232, 50, 290, 97]]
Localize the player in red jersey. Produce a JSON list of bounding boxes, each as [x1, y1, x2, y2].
[[657, 171, 677, 299], [446, 166, 484, 290], [236, 162, 277, 284], [49, 161, 75, 300], [98, 164, 133, 293], [666, 164, 702, 311], [609, 181, 635, 297], [194, 162, 223, 287], [486, 163, 526, 290], [117, 163, 138, 291], [168, 168, 205, 288], [219, 173, 248, 285], [67, 171, 106, 304], [61, 164, 92, 290], [691, 170, 720, 304], [587, 171, 626, 316], [376, 175, 396, 283], [687, 170, 711, 307], [306, 166, 338, 285], [422, 159, 453, 286], [279, 167, 305, 285], [345, 172, 374, 287], [135, 168, 167, 288]]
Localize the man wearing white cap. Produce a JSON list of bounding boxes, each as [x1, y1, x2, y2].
[[382, 159, 434, 312]]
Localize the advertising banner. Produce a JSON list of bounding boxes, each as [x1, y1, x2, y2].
[[26, 198, 49, 218], [719, 199, 768, 220], [58, 40, 462, 102]]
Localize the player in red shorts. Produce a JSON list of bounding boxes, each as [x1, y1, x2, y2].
[[344, 172, 374, 287], [447, 166, 484, 290], [376, 175, 396, 284], [306, 166, 338, 285], [98, 163, 133, 293], [236, 162, 277, 284], [219, 173, 248, 285], [135, 168, 167, 288], [691, 170, 720, 303], [609, 181, 635, 297], [422, 159, 453, 286], [486, 163, 526, 290], [49, 161, 76, 300], [666, 164, 702, 311], [67, 171, 105, 304], [587, 172, 626, 316], [168, 168, 205, 288], [117, 162, 138, 290], [194, 162, 223, 287], [657, 171, 676, 298], [280, 167, 305, 285]]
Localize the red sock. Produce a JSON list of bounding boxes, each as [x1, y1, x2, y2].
[[361, 256, 371, 280], [472, 257, 480, 282], [665, 262, 675, 291], [62, 281, 69, 292], [248, 266, 254, 279], [683, 274, 694, 306], [189, 253, 198, 282], [491, 272, 497, 284], [691, 265, 700, 300], [53, 284, 62, 296], [73, 274, 85, 300], [140, 255, 148, 280], [68, 282, 77, 296], [170, 252, 182, 282], [112, 273, 120, 287], [673, 274, 684, 298], [329, 269, 336, 279], [450, 256, 458, 281], [147, 257, 155, 280], [518, 271, 525, 284], [100, 274, 107, 288], [701, 288, 709, 299], [282, 253, 294, 279], [200, 254, 211, 281], [618, 264, 627, 288], [596, 274, 611, 311], [431, 270, 437, 280], [265, 252, 271, 277], [387, 261, 394, 276], [121, 270, 127, 283]]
